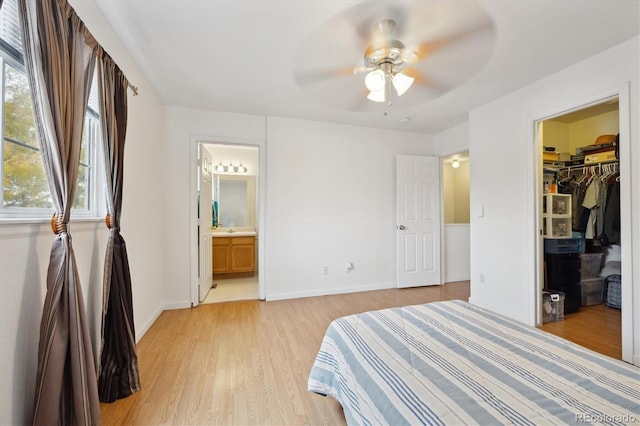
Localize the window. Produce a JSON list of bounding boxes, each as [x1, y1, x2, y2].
[[0, 0, 101, 220]]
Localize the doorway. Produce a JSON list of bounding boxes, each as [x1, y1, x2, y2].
[[535, 96, 625, 359], [195, 142, 261, 304], [441, 151, 470, 283]]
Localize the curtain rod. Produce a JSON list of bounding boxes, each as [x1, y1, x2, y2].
[[128, 83, 139, 96]]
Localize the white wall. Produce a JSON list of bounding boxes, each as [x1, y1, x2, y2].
[[264, 117, 432, 300], [434, 122, 469, 156], [166, 108, 266, 306], [468, 36, 639, 364], [444, 224, 471, 282], [166, 110, 433, 303], [0, 2, 169, 424]]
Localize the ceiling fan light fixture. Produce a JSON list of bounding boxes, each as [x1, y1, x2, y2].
[[392, 71, 414, 96], [364, 69, 386, 91], [367, 89, 386, 103]]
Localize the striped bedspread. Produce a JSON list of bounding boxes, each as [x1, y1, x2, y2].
[[308, 300, 639, 425]]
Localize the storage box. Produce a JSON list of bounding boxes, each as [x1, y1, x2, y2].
[[584, 149, 616, 164], [543, 217, 572, 238], [542, 290, 565, 323], [544, 238, 581, 254], [543, 152, 571, 162], [543, 193, 571, 215], [580, 276, 604, 306], [580, 253, 603, 277]]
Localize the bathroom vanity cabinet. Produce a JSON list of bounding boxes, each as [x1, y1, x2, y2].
[[212, 235, 255, 275]]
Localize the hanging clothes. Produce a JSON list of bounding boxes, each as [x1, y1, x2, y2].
[[562, 162, 619, 238], [582, 178, 601, 239], [601, 178, 621, 245]]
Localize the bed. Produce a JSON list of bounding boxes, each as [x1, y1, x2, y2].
[[308, 300, 639, 425]]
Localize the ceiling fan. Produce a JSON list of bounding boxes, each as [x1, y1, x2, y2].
[[358, 18, 418, 104], [293, 1, 496, 111]]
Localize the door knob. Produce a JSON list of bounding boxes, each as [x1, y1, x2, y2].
[[398, 225, 406, 230]]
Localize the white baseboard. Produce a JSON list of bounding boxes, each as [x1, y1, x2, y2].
[[135, 306, 163, 343], [266, 281, 395, 301], [135, 301, 191, 343], [163, 301, 192, 310], [445, 275, 470, 283]]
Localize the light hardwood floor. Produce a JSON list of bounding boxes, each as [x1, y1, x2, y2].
[[539, 302, 622, 359], [100, 281, 622, 425]]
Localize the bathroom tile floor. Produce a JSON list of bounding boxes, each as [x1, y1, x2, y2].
[[203, 276, 259, 304]]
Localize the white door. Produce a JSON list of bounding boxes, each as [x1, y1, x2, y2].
[[396, 155, 442, 288], [198, 145, 214, 302]]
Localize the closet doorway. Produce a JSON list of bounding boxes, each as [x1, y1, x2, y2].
[[536, 97, 624, 359]]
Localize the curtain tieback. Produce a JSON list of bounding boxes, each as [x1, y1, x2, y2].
[[105, 213, 116, 230], [50, 214, 67, 235]]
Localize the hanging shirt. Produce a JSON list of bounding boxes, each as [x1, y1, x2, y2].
[[582, 178, 600, 209], [582, 178, 601, 239]]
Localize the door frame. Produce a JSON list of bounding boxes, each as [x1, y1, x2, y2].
[[189, 135, 266, 307], [529, 83, 634, 363], [439, 149, 471, 283]]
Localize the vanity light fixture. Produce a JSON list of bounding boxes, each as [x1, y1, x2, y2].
[[215, 161, 248, 174]]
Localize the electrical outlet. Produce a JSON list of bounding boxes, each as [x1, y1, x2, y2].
[[346, 261, 354, 272], [323, 266, 329, 275], [480, 274, 486, 284]]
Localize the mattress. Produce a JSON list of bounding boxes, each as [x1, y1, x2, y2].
[[308, 300, 639, 425]]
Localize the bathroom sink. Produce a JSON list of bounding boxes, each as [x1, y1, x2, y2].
[[211, 228, 256, 237]]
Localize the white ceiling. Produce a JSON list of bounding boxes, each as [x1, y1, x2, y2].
[[94, 0, 639, 135]]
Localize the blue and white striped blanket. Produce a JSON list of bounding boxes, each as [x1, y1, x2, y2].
[[308, 300, 639, 425]]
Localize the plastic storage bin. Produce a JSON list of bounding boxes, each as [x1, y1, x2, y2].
[[543, 217, 571, 238], [543, 193, 571, 215], [544, 238, 581, 254], [580, 253, 603, 277], [543, 193, 572, 238], [580, 276, 604, 306], [542, 290, 565, 323]]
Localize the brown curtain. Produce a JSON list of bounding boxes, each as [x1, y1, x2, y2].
[[96, 55, 141, 402], [18, 0, 100, 424]]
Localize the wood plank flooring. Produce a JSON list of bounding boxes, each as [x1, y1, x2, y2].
[[539, 302, 622, 359], [100, 281, 622, 425]]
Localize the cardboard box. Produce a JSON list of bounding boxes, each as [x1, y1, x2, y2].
[[543, 152, 571, 162], [584, 148, 616, 164]]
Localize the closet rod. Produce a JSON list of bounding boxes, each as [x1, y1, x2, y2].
[[562, 159, 618, 173]]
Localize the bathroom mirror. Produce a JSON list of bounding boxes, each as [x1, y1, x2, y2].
[[213, 174, 255, 228]]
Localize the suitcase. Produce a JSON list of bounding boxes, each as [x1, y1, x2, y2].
[[603, 275, 621, 309]]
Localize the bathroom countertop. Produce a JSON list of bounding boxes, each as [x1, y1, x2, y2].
[[211, 229, 256, 237]]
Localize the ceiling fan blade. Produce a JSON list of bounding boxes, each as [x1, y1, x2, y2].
[[398, 67, 450, 98], [294, 67, 360, 86], [405, 16, 495, 65], [407, 22, 495, 93], [293, 0, 496, 111]]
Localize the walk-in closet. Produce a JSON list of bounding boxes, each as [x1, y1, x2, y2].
[[539, 98, 622, 356]]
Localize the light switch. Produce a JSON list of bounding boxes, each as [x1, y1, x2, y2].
[[477, 205, 484, 217]]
